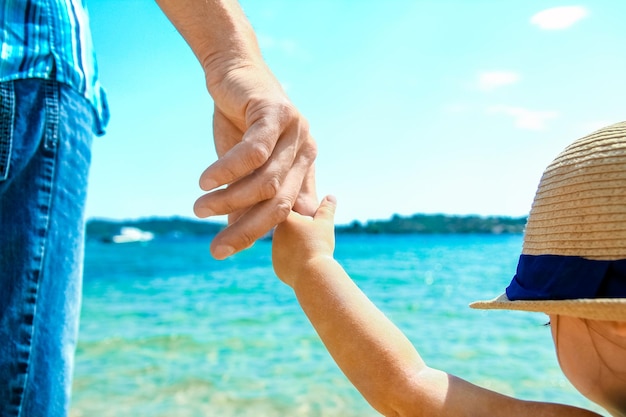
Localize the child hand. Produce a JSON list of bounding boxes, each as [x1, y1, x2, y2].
[[272, 195, 337, 287]]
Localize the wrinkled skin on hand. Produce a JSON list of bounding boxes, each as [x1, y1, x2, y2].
[[194, 59, 318, 259]]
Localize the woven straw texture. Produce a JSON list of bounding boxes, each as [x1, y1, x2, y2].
[[522, 121, 626, 260]]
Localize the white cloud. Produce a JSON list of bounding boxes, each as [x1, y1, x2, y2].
[[477, 71, 520, 91], [487, 106, 559, 130], [530, 6, 589, 30]]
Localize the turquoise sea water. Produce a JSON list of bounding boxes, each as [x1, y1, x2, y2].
[[70, 234, 604, 416]]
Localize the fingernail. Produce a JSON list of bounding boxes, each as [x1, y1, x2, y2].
[[201, 179, 218, 191], [200, 208, 215, 217], [213, 245, 235, 260], [193, 202, 214, 218]]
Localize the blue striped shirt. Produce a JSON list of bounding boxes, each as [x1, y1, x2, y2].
[[0, 0, 109, 134]]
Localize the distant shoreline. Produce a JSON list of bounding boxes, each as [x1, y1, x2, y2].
[[86, 213, 526, 241]]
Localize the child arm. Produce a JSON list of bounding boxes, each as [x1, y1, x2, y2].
[[272, 196, 603, 417], [272, 196, 453, 415]]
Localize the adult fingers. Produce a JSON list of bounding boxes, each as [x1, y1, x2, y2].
[[208, 144, 314, 259], [194, 118, 312, 218], [292, 159, 318, 217], [198, 116, 280, 191]]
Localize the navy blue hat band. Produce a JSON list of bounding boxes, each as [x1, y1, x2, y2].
[[506, 254, 626, 301]]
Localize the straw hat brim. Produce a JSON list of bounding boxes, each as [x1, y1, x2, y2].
[[470, 293, 626, 322]]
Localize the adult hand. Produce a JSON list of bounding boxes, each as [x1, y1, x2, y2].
[[193, 59, 318, 259], [155, 0, 318, 259]]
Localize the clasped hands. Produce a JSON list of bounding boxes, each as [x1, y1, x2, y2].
[[193, 58, 317, 259]]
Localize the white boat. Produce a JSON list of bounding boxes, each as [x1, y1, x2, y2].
[[110, 227, 154, 244]]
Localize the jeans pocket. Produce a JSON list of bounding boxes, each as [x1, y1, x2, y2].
[[0, 82, 15, 182]]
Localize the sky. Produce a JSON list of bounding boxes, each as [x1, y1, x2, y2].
[[85, 0, 626, 225]]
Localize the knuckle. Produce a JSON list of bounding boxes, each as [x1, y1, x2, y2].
[[246, 141, 272, 168], [206, 189, 238, 216], [259, 175, 281, 200], [214, 162, 240, 185], [278, 101, 299, 123], [278, 103, 307, 136], [237, 229, 257, 250], [302, 137, 318, 160], [219, 201, 238, 216], [271, 198, 293, 224]]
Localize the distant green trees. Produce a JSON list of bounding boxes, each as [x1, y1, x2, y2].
[[86, 213, 526, 240], [336, 213, 526, 234]]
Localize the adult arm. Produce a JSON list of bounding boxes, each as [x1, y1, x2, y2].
[[155, 0, 317, 259], [272, 197, 602, 417]]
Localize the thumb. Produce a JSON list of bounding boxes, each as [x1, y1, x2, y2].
[[314, 195, 337, 222]]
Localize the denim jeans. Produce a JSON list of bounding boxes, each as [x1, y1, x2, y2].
[[0, 79, 94, 417]]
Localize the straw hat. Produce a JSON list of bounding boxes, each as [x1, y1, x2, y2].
[[470, 121, 626, 321]]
